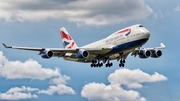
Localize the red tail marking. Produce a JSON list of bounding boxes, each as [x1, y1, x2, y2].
[[60, 31, 72, 40]]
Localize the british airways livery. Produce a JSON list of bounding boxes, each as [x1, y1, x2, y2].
[[3, 24, 165, 67]]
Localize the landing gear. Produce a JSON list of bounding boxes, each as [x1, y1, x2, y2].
[[90, 59, 113, 68], [119, 59, 125, 67], [105, 60, 113, 67], [91, 60, 103, 68]]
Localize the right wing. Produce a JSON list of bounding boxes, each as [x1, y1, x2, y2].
[[2, 43, 112, 57], [131, 43, 166, 57]]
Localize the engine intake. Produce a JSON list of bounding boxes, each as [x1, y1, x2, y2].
[[41, 50, 53, 59], [151, 50, 162, 58], [139, 50, 151, 58], [77, 49, 89, 58]]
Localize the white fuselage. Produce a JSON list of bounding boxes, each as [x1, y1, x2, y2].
[[64, 24, 150, 62], [82, 25, 150, 49]]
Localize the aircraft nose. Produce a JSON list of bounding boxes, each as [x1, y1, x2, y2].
[[140, 28, 150, 38], [145, 30, 150, 38]]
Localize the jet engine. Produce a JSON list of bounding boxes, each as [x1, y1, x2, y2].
[[41, 50, 53, 59], [139, 50, 151, 58], [77, 49, 89, 58], [151, 50, 162, 58]]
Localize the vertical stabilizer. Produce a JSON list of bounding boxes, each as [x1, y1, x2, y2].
[[60, 27, 78, 49]]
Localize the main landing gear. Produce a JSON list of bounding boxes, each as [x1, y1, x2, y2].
[[90, 58, 126, 68], [91, 59, 113, 68], [105, 60, 113, 67], [91, 60, 103, 67], [119, 59, 125, 67]]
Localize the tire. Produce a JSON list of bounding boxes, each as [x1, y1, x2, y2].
[[91, 64, 93, 67], [106, 64, 108, 67], [123, 60, 125, 63], [110, 62, 113, 67]]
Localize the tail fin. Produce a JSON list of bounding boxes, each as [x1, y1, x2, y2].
[[60, 27, 78, 49]]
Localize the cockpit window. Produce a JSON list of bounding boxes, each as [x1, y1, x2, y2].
[[139, 25, 143, 27]]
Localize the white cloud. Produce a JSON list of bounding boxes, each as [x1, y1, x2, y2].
[[50, 75, 70, 85], [0, 0, 153, 26], [108, 68, 167, 88], [0, 51, 60, 80], [0, 51, 75, 100], [81, 83, 146, 101], [39, 75, 75, 95], [0, 86, 38, 100], [38, 84, 75, 95], [81, 68, 167, 101], [174, 6, 180, 11]]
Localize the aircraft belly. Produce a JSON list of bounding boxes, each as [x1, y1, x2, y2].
[[96, 38, 149, 59]]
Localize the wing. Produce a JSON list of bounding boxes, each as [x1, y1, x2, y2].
[[131, 43, 166, 57], [2, 43, 112, 57]]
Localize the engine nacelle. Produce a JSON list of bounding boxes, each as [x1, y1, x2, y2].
[[151, 50, 162, 58], [41, 50, 53, 59], [76, 49, 89, 58], [139, 50, 151, 58]]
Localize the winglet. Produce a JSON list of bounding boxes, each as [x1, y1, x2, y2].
[[2, 43, 12, 48], [160, 43, 166, 48]]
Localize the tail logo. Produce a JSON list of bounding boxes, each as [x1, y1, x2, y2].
[[118, 28, 131, 36], [68, 42, 74, 49], [61, 31, 75, 49]]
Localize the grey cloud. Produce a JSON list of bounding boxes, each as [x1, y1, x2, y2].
[[0, 0, 153, 25]]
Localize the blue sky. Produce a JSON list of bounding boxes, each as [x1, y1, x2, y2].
[[0, 0, 179, 101]]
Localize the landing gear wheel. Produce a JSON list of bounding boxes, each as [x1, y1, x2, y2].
[[110, 62, 113, 67], [91, 64, 93, 67], [122, 64, 124, 67], [119, 59, 126, 67], [119, 63, 125, 67]]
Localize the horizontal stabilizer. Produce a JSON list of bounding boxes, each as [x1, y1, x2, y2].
[[2, 43, 12, 48]]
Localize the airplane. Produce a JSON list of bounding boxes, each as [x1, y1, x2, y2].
[[2, 24, 165, 67]]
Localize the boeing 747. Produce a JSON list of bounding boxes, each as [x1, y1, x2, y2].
[[3, 24, 165, 67]]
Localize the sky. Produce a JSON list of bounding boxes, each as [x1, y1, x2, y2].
[[0, 0, 180, 101]]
